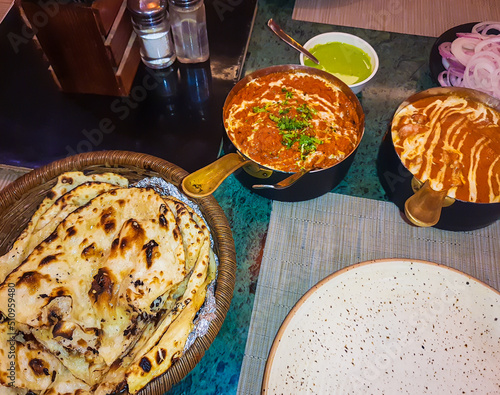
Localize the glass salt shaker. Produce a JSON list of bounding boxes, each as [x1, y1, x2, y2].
[[128, 0, 176, 69], [168, 0, 210, 63]]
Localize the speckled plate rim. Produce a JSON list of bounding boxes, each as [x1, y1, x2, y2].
[[261, 258, 500, 394]]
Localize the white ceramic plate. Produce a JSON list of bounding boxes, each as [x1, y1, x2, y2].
[[262, 259, 500, 394]]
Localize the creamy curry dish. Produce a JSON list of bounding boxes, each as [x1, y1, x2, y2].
[[224, 71, 361, 173], [392, 95, 500, 203], [0, 172, 216, 394]]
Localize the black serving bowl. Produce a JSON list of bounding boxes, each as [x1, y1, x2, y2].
[[377, 87, 500, 231], [182, 65, 365, 202]]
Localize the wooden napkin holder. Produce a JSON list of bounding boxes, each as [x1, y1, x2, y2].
[[19, 0, 140, 96]]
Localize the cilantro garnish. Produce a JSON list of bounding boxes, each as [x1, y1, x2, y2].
[[279, 131, 322, 160], [257, 88, 322, 161], [253, 103, 270, 113], [274, 115, 309, 131], [296, 103, 317, 120], [269, 114, 280, 123], [298, 134, 322, 159], [281, 87, 294, 99], [280, 132, 296, 149]]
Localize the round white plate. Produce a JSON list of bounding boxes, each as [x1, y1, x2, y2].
[[262, 259, 500, 394]]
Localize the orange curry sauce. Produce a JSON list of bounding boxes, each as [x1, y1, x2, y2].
[[392, 95, 500, 203], [224, 71, 360, 173]]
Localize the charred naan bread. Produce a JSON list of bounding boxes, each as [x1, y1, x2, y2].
[[163, 196, 210, 272], [0, 171, 129, 283], [0, 172, 216, 394], [0, 318, 91, 394]]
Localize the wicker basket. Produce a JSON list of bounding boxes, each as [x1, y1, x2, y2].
[[0, 150, 236, 394]]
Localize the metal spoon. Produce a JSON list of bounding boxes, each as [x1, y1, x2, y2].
[[252, 169, 310, 190], [267, 18, 320, 65]]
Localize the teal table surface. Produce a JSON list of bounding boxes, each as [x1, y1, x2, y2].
[[167, 0, 437, 394], [0, 0, 439, 393]]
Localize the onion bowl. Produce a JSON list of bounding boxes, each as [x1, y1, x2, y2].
[[429, 21, 500, 100]]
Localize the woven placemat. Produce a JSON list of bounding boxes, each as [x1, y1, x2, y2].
[[292, 0, 500, 37], [237, 193, 500, 394], [0, 165, 30, 190]]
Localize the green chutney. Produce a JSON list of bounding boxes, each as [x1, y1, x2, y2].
[[304, 41, 372, 85]]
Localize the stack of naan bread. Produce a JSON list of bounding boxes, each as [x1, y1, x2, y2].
[[0, 172, 216, 394]]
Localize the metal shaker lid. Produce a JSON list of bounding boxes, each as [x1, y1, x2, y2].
[[127, 0, 166, 19], [169, 0, 201, 7]]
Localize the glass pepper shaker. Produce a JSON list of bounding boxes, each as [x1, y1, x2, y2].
[[168, 0, 210, 63], [128, 0, 176, 69]]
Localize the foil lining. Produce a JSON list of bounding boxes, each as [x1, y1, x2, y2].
[[132, 177, 218, 352]]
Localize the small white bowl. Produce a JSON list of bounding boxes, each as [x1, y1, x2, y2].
[[299, 32, 379, 94]]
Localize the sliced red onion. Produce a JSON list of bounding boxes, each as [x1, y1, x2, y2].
[[492, 69, 500, 90], [438, 42, 453, 58], [472, 21, 500, 36], [438, 69, 464, 88], [450, 37, 482, 65], [483, 25, 500, 35], [437, 21, 500, 99], [456, 32, 485, 39], [464, 52, 500, 94], [474, 36, 500, 54], [438, 70, 449, 86], [443, 57, 466, 72]]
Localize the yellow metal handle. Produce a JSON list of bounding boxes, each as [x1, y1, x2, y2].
[[181, 153, 252, 198], [404, 180, 449, 227]]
